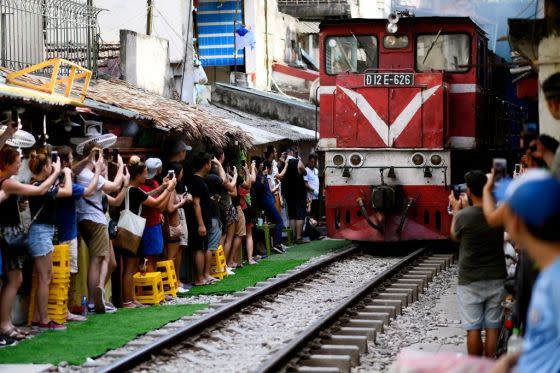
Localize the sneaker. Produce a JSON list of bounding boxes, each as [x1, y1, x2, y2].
[[226, 267, 236, 275], [280, 244, 289, 251], [177, 287, 190, 294], [104, 303, 117, 314], [0, 335, 17, 347], [87, 304, 96, 314], [272, 245, 285, 254]]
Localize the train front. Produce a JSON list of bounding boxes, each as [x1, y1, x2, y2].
[[317, 16, 462, 242]]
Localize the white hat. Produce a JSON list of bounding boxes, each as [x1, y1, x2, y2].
[[145, 158, 162, 179]]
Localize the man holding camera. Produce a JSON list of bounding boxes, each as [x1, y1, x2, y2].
[[450, 170, 507, 357]]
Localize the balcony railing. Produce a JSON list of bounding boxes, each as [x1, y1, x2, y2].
[[277, 0, 352, 19], [0, 0, 101, 76]]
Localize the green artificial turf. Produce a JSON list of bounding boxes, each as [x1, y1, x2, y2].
[[0, 303, 207, 365], [186, 239, 351, 296]]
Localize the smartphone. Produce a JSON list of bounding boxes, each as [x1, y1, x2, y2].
[[241, 160, 246, 167], [10, 109, 18, 128], [514, 163, 521, 174], [168, 170, 175, 179], [94, 149, 100, 162], [112, 148, 119, 163], [51, 150, 58, 163], [103, 148, 110, 160], [123, 166, 127, 176], [493, 158, 507, 182]]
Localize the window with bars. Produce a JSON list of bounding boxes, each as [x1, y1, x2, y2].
[[0, 0, 100, 76]]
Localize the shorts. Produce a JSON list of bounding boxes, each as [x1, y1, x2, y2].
[[141, 224, 164, 256], [187, 224, 209, 251], [27, 223, 55, 258], [79, 220, 110, 258], [286, 198, 307, 220], [208, 218, 222, 251], [60, 238, 78, 274], [456, 279, 506, 330], [234, 206, 246, 237], [0, 225, 26, 273]]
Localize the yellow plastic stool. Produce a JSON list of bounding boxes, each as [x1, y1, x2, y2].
[[27, 244, 71, 326], [133, 272, 165, 305], [283, 227, 294, 246], [156, 260, 178, 298], [210, 245, 228, 280]]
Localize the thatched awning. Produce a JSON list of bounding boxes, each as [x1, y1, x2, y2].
[[86, 79, 253, 149], [0, 67, 253, 149]]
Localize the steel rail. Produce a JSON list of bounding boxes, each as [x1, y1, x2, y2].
[[255, 246, 427, 373], [97, 245, 358, 373]]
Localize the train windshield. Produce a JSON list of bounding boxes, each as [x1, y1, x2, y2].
[[325, 35, 377, 74], [416, 33, 470, 72]]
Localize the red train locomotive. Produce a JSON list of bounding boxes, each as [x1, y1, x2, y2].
[[317, 14, 519, 242]]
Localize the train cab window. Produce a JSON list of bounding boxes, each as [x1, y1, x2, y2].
[[325, 35, 377, 74], [416, 33, 470, 72], [383, 35, 408, 49]]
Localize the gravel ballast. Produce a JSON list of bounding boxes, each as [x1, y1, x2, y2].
[[134, 255, 399, 373]]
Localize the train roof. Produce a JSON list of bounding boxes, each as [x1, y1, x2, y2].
[[319, 16, 486, 35]]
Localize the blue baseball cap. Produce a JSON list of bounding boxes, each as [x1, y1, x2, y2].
[[497, 169, 560, 228]]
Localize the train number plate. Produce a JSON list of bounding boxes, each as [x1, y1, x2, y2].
[[364, 73, 414, 86]]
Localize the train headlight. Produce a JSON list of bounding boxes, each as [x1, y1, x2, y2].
[[349, 153, 364, 167], [332, 154, 345, 167], [430, 154, 443, 166], [411, 153, 425, 166], [386, 23, 398, 34]]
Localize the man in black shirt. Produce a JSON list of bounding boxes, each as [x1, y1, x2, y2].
[[185, 153, 213, 286]]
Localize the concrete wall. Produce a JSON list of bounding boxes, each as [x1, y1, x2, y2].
[[212, 83, 317, 130], [538, 34, 560, 139], [95, 0, 187, 63], [120, 30, 175, 98], [244, 0, 302, 90]]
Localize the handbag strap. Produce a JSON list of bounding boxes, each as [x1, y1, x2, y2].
[[83, 197, 104, 214], [125, 187, 143, 216]]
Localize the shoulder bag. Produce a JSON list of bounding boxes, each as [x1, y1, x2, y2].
[[0, 178, 46, 255], [113, 187, 146, 255]]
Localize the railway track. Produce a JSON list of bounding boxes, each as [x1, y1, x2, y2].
[[94, 245, 359, 372], [91, 245, 453, 373]]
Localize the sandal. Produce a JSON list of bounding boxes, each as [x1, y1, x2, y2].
[[13, 327, 30, 336], [0, 327, 27, 341], [122, 301, 138, 309]]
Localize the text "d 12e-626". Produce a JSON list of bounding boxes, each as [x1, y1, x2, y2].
[[364, 73, 414, 86]]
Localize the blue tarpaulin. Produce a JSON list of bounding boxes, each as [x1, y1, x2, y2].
[[197, 0, 244, 67]]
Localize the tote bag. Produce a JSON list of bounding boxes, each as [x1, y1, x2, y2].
[[113, 188, 146, 255]]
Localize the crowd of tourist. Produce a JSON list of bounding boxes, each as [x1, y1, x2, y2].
[[0, 131, 322, 345], [449, 72, 560, 373]]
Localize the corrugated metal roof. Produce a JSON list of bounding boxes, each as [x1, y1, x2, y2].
[[201, 103, 317, 146], [297, 21, 319, 34]]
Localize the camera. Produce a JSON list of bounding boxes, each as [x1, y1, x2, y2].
[[168, 170, 175, 179], [103, 148, 110, 160], [493, 158, 507, 182], [452, 183, 467, 200], [94, 148, 100, 162], [112, 148, 119, 163], [51, 150, 58, 163]]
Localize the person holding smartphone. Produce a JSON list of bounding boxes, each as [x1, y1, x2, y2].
[[27, 147, 73, 331], [0, 146, 62, 342], [450, 170, 507, 358], [76, 142, 125, 314], [138, 158, 168, 274]]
